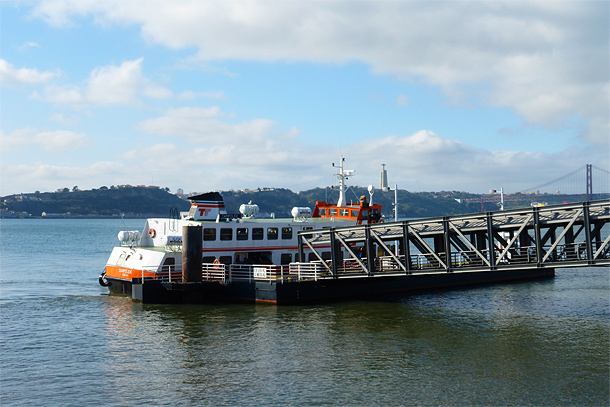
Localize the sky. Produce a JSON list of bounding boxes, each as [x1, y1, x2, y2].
[[1, 0, 608, 197]]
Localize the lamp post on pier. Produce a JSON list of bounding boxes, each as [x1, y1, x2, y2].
[[381, 164, 399, 257], [490, 188, 505, 211]]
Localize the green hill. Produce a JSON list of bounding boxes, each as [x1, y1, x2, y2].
[[1, 186, 190, 218], [2, 185, 603, 219]]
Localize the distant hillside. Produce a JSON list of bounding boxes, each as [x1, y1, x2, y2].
[[2, 185, 604, 219], [1, 186, 190, 218]]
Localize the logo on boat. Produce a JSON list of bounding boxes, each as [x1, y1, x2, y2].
[[253, 267, 267, 278], [118, 268, 132, 277]]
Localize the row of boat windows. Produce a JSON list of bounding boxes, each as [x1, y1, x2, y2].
[[203, 226, 314, 241], [317, 208, 380, 217], [318, 208, 363, 217]]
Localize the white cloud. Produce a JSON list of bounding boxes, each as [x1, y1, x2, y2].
[[0, 59, 56, 84], [32, 58, 171, 106], [32, 84, 84, 103], [0, 161, 128, 195], [178, 90, 228, 100], [343, 131, 599, 193], [1, 127, 603, 196], [86, 58, 171, 105], [118, 125, 603, 195], [34, 130, 88, 151], [396, 94, 408, 106], [136, 106, 278, 144], [18, 41, 41, 52], [0, 128, 35, 150], [50, 114, 76, 125], [0, 128, 88, 151], [30, 0, 609, 144]]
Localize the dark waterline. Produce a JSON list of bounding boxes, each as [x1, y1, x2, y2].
[[1, 219, 608, 406]]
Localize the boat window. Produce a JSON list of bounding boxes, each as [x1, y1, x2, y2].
[[203, 228, 216, 241], [329, 208, 338, 216], [340, 209, 349, 217], [282, 227, 292, 239], [321, 252, 331, 261], [267, 227, 278, 240], [308, 253, 317, 262], [370, 209, 380, 221], [220, 228, 232, 241], [219, 256, 232, 265], [303, 226, 313, 231], [351, 210, 360, 218], [202, 256, 215, 264], [162, 257, 175, 272], [117, 253, 127, 266], [236, 228, 248, 240], [361, 210, 369, 219], [281, 253, 292, 265], [318, 208, 326, 216], [252, 228, 264, 240]]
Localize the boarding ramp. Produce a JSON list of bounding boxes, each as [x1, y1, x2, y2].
[[295, 200, 610, 278]]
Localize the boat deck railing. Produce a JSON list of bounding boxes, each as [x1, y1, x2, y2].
[[228, 264, 290, 282], [138, 264, 226, 283]]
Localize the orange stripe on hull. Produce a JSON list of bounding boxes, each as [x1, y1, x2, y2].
[[255, 298, 278, 305], [105, 265, 157, 281]]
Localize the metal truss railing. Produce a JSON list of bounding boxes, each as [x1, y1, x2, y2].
[[296, 200, 610, 278]]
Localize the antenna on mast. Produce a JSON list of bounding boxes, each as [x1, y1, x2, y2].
[[335, 155, 354, 207]]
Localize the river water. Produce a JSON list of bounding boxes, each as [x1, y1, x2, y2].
[[0, 219, 608, 406]]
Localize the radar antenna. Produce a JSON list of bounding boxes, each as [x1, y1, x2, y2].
[[333, 155, 354, 207]]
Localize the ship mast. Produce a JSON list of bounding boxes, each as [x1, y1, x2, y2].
[[334, 155, 354, 207]]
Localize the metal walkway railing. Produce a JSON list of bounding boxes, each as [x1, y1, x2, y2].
[[297, 200, 610, 277]]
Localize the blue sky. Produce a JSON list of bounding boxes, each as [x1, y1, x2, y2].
[[1, 1, 608, 196]]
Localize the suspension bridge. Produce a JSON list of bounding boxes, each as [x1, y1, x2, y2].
[[520, 164, 609, 197], [463, 164, 609, 210]]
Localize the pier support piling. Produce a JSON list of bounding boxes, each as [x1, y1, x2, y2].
[[182, 225, 203, 282]]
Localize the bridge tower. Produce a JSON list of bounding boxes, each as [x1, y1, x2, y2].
[[586, 164, 593, 201]]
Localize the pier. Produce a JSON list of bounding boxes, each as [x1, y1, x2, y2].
[[131, 200, 609, 304], [297, 199, 610, 275]]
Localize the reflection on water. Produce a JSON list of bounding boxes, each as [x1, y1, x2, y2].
[[94, 276, 609, 407], [1, 285, 608, 406]]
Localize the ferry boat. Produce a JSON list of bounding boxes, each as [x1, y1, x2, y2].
[[100, 156, 383, 294]]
